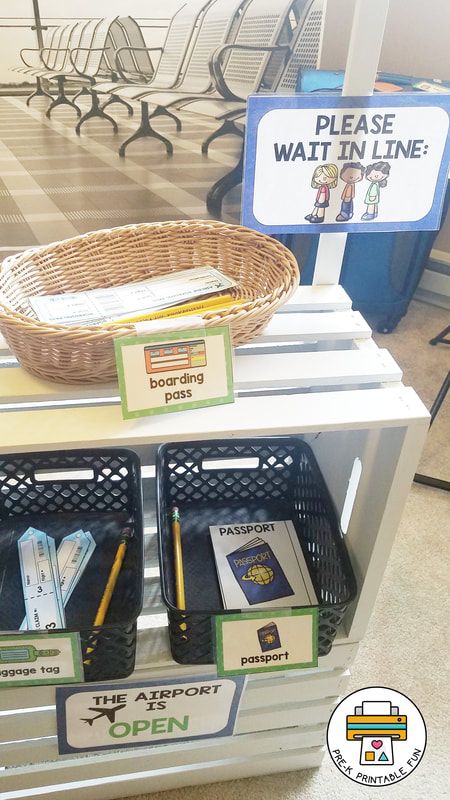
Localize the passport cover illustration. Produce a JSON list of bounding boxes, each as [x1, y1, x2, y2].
[[257, 621, 282, 652], [210, 521, 317, 610], [226, 538, 294, 604]]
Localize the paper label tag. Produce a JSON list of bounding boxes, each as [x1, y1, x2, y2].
[[19, 530, 96, 631], [0, 633, 83, 687], [58, 530, 96, 604], [18, 528, 66, 631], [115, 325, 234, 419], [215, 608, 318, 676]]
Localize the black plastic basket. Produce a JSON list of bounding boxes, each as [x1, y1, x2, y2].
[[157, 438, 357, 665], [0, 449, 143, 681]]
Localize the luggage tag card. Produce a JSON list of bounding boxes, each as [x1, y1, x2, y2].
[[114, 325, 234, 419], [18, 527, 66, 631], [19, 530, 96, 630], [215, 608, 318, 676]]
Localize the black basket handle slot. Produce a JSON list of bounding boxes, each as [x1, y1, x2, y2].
[[201, 457, 260, 471], [33, 467, 97, 483]]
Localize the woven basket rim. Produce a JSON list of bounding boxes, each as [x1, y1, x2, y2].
[[0, 220, 299, 337]]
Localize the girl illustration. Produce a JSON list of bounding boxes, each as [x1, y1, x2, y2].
[[305, 163, 338, 223], [361, 161, 390, 220]]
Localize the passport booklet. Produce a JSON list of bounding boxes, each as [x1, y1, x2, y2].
[[209, 520, 317, 609]]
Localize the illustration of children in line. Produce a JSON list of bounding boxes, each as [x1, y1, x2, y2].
[[335, 162, 365, 221], [361, 161, 390, 220], [305, 164, 338, 223]]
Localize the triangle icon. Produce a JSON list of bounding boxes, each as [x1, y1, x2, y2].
[[379, 752, 389, 762]]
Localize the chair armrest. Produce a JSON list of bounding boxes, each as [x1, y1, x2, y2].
[[114, 46, 162, 83], [20, 48, 44, 69], [39, 47, 71, 71], [209, 43, 291, 101], [69, 47, 110, 80]]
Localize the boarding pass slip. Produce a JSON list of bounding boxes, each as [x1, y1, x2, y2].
[[29, 268, 236, 326]]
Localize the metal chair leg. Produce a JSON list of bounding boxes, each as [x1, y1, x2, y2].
[[430, 325, 450, 346], [26, 76, 53, 106], [101, 95, 134, 117], [73, 86, 92, 103], [150, 105, 182, 132], [414, 370, 450, 492], [206, 144, 244, 218], [118, 101, 173, 158], [76, 90, 118, 135], [45, 76, 81, 118], [202, 119, 244, 155]]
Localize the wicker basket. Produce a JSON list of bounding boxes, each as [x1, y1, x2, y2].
[[0, 221, 299, 384]]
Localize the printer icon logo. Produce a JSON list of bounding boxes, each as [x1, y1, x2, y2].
[[327, 687, 427, 787]]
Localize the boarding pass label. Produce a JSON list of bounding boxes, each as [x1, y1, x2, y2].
[[18, 528, 65, 630]]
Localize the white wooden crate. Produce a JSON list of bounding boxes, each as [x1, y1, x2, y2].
[[0, 285, 429, 800]]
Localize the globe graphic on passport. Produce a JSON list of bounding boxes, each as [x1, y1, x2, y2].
[[242, 565, 274, 585]]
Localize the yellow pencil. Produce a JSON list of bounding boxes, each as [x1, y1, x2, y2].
[[84, 525, 133, 665], [171, 506, 188, 635], [106, 295, 247, 326]]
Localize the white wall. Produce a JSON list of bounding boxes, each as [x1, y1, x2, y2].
[[322, 0, 450, 79]]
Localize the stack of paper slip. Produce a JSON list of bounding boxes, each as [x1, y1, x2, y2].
[[29, 267, 236, 326]]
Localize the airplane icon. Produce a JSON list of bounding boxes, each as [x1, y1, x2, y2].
[[81, 704, 127, 726]]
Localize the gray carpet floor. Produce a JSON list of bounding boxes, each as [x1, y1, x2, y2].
[[127, 300, 450, 800]]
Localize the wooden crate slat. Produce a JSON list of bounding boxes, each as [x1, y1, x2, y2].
[[0, 285, 352, 364], [0, 685, 337, 744], [0, 744, 325, 798], [0, 386, 429, 454], [0, 722, 327, 770], [0, 663, 349, 715], [255, 310, 371, 341], [282, 284, 352, 311], [0, 347, 400, 404]]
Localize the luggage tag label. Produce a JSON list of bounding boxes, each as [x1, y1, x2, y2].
[[0, 632, 83, 688], [18, 528, 66, 631], [19, 530, 96, 630], [58, 530, 96, 604]]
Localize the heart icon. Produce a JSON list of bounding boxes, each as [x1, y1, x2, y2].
[[371, 740, 383, 749]]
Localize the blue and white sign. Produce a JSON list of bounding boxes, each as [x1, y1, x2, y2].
[[242, 94, 450, 233], [56, 674, 245, 754]]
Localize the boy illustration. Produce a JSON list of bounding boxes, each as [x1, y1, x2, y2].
[[336, 162, 365, 222]]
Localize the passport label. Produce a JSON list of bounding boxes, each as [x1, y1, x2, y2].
[[215, 608, 318, 676]]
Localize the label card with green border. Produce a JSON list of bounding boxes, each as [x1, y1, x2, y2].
[[114, 326, 234, 419], [215, 608, 318, 676], [0, 632, 83, 688]]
